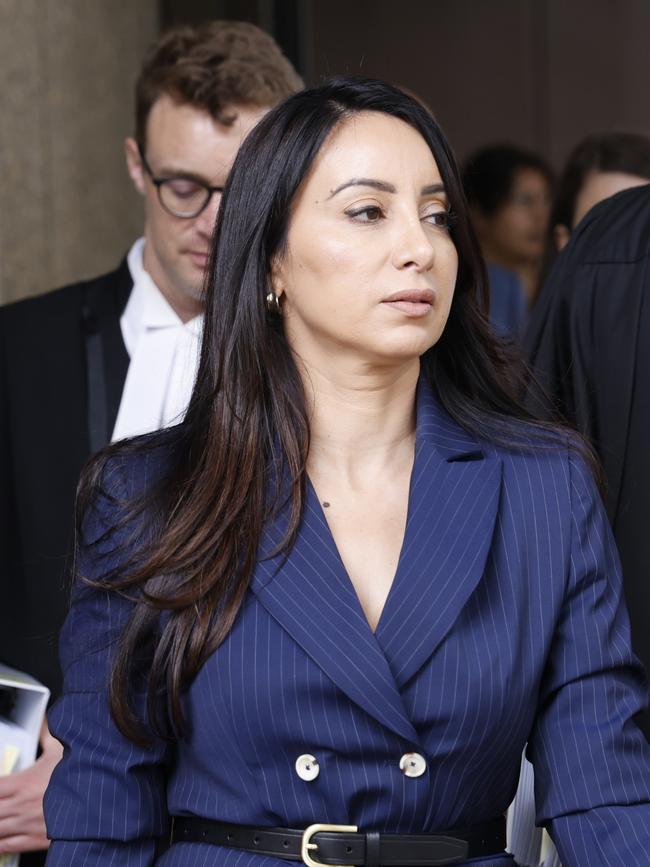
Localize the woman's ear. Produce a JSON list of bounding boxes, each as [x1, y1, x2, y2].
[[269, 257, 285, 301], [554, 224, 570, 252]]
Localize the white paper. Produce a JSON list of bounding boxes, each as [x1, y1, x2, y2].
[[506, 751, 563, 866], [0, 663, 50, 867]]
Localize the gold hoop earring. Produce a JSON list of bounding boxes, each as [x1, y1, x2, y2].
[[266, 291, 281, 315]]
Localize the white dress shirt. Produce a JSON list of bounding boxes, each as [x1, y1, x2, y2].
[[111, 238, 203, 442]]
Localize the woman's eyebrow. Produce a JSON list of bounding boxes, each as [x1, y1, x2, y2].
[[327, 179, 446, 199], [421, 183, 446, 196], [328, 178, 395, 198]]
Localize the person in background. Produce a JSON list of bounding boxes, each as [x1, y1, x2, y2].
[[539, 131, 650, 282], [515, 138, 650, 851], [0, 20, 301, 862], [463, 145, 553, 327], [525, 183, 650, 742], [485, 260, 527, 340]]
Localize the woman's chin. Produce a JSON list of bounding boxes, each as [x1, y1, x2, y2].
[[376, 328, 444, 361], [362, 337, 440, 367]]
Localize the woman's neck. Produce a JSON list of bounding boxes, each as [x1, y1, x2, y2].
[[303, 359, 420, 484]]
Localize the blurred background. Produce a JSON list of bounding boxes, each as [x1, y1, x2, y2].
[[2, 0, 649, 304]]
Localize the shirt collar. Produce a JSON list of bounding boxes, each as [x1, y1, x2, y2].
[[123, 238, 203, 355]]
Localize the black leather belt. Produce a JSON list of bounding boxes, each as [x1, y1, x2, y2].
[[170, 815, 507, 865]]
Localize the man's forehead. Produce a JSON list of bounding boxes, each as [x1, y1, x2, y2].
[[146, 95, 265, 178], [145, 95, 268, 175], [146, 95, 266, 145]]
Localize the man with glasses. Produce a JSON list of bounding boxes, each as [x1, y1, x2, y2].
[[0, 21, 301, 862]]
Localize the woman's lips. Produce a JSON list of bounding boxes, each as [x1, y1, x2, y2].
[[382, 289, 435, 317]]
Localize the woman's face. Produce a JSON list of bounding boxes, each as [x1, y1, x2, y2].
[[273, 111, 459, 371], [477, 167, 551, 265]]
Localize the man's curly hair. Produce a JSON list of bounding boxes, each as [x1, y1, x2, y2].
[[135, 21, 303, 147]]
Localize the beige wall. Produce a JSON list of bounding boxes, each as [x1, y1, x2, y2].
[[0, 0, 158, 304]]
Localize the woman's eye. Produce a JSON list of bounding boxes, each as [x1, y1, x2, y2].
[[424, 210, 454, 229], [346, 205, 384, 223]]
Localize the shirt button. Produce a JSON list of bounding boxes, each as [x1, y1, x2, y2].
[[295, 754, 320, 781], [399, 752, 427, 778]]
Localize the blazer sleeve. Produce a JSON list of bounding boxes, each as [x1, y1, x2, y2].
[[44, 458, 171, 867], [527, 451, 650, 866]]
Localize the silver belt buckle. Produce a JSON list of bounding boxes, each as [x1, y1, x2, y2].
[[301, 823, 358, 867]]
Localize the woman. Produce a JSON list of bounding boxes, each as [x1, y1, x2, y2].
[[539, 131, 650, 284], [43, 78, 650, 866], [462, 145, 552, 309]]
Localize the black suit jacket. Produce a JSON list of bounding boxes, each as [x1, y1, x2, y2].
[[0, 261, 132, 698], [525, 185, 650, 738]]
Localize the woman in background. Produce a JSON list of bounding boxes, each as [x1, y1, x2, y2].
[[44, 78, 650, 867], [539, 131, 650, 282], [463, 145, 552, 323]]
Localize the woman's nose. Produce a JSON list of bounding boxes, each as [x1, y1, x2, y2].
[[392, 217, 436, 271]]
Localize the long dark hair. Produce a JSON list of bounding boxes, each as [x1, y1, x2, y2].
[[79, 77, 582, 745]]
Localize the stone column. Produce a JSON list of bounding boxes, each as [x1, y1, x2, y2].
[[0, 0, 159, 304]]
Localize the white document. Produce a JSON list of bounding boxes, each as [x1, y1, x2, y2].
[[506, 751, 562, 867], [0, 663, 50, 867]]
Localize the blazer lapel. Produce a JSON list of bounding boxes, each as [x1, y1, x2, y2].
[[249, 480, 419, 743], [249, 380, 501, 739], [81, 260, 132, 449], [103, 261, 132, 434], [375, 382, 503, 689]]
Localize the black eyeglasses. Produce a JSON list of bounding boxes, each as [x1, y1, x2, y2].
[[138, 146, 224, 218]]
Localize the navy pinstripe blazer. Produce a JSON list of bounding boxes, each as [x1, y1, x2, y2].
[[44, 381, 650, 866]]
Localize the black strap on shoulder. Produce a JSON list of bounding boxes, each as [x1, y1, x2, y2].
[[80, 260, 132, 453], [81, 296, 108, 454]]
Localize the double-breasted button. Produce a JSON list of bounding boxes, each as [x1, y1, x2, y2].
[[295, 754, 320, 781], [399, 752, 427, 778]]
